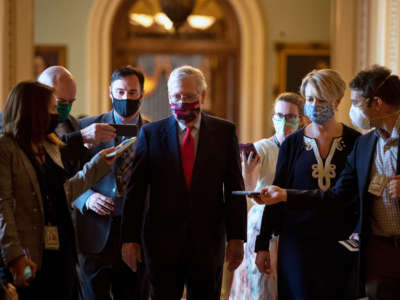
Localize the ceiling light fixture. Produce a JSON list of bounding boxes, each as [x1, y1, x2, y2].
[[187, 15, 216, 30], [129, 13, 154, 28]]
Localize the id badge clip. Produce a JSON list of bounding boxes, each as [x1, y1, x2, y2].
[[368, 174, 387, 197], [44, 225, 60, 250]]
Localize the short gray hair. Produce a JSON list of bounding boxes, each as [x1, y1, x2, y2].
[[300, 69, 346, 104], [168, 65, 207, 94]]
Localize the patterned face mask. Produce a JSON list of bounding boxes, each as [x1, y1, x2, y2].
[[170, 101, 201, 124], [304, 103, 334, 125], [273, 116, 300, 138]]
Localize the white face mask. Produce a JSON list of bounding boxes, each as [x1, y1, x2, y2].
[[349, 105, 371, 130]]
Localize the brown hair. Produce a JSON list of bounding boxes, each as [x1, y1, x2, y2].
[[350, 64, 400, 107], [3, 81, 54, 149], [275, 92, 305, 116]]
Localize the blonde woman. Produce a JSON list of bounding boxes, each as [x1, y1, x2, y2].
[[255, 70, 360, 300], [230, 93, 304, 300]]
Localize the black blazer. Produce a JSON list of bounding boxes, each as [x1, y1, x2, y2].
[[121, 114, 247, 267], [284, 129, 400, 282]]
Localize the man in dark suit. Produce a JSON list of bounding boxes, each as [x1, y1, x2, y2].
[[73, 66, 150, 300], [121, 65, 247, 300], [37, 66, 117, 175], [257, 65, 400, 300]]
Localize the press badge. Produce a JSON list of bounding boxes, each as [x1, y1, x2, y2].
[[368, 174, 387, 197], [44, 226, 60, 250]]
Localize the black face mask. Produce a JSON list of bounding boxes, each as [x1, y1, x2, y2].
[[112, 98, 141, 118], [47, 113, 60, 134]]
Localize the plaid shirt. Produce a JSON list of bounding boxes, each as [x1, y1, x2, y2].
[[370, 115, 400, 236]]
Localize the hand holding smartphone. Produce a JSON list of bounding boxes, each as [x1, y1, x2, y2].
[[239, 143, 258, 159], [105, 136, 137, 158], [109, 124, 138, 137]]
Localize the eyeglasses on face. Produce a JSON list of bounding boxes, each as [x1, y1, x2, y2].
[[169, 94, 199, 103], [273, 113, 299, 120]]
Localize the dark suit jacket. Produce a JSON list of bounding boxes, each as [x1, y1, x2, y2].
[[121, 114, 247, 268], [284, 129, 398, 284], [73, 110, 149, 254]]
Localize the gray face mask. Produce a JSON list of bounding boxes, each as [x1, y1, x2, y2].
[[304, 103, 334, 125]]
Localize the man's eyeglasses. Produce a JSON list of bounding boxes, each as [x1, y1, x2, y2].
[[169, 94, 199, 103], [273, 113, 299, 121]]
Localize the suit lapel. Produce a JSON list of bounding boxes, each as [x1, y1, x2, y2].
[[43, 141, 64, 169], [162, 116, 186, 186], [358, 132, 378, 204], [191, 114, 215, 189], [18, 147, 45, 216]]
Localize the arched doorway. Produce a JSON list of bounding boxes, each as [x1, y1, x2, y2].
[[111, 0, 240, 123], [87, 0, 265, 141]]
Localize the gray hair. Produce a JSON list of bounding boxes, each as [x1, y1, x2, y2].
[[300, 69, 346, 104], [168, 65, 207, 94]]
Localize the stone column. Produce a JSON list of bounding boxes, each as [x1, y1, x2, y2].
[[0, 0, 34, 108], [330, 0, 358, 126]]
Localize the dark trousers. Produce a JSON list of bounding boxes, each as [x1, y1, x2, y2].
[[146, 239, 223, 300], [79, 219, 148, 300], [365, 235, 400, 300]]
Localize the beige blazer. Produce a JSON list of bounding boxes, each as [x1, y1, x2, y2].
[[0, 135, 111, 269]]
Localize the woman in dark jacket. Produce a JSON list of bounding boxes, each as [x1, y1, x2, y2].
[[255, 69, 360, 300], [0, 81, 116, 300]]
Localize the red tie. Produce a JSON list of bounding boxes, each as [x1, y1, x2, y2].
[[181, 126, 195, 189]]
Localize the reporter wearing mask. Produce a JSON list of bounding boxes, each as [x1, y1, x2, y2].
[[0, 81, 116, 300], [230, 92, 304, 300], [255, 69, 360, 300]]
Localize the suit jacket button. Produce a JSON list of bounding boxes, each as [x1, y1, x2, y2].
[[33, 208, 38, 213]]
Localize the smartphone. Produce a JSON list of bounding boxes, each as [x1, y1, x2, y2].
[[232, 191, 261, 196], [109, 124, 138, 137], [105, 136, 137, 157], [239, 143, 258, 158]]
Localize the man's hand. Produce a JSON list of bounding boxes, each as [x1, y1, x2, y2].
[[226, 239, 244, 272], [389, 175, 400, 199], [258, 185, 287, 205], [122, 242, 142, 272], [255, 250, 271, 274], [9, 255, 37, 288], [80, 123, 116, 145], [87, 193, 114, 215]]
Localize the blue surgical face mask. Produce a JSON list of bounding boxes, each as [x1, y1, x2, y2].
[[273, 116, 300, 138], [304, 104, 334, 125]]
